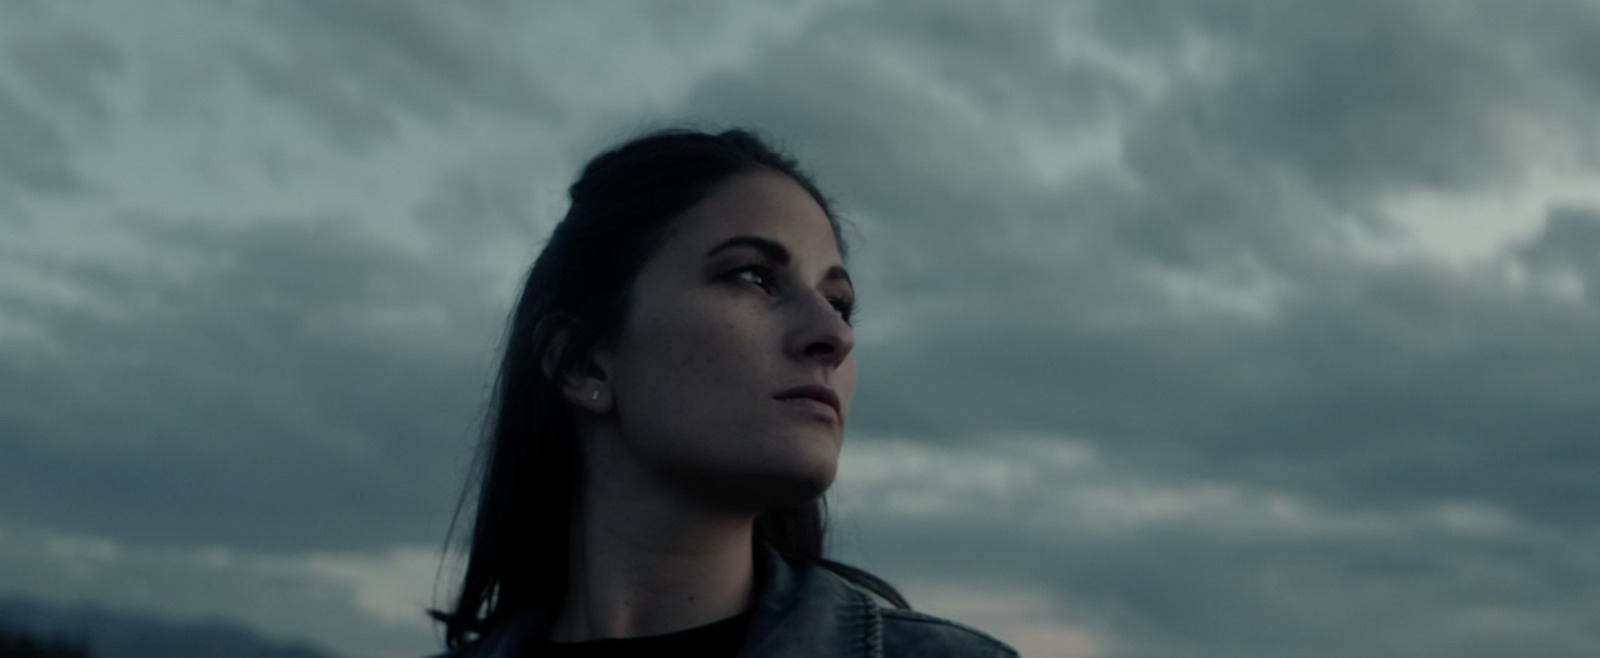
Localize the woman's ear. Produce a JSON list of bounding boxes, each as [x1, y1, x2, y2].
[[536, 315, 611, 412]]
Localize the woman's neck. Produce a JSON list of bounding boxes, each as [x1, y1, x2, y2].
[[548, 437, 758, 643]]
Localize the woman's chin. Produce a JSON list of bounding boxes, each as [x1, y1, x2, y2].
[[675, 460, 837, 515], [757, 465, 837, 509]]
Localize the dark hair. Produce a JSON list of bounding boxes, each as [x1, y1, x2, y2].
[[430, 126, 909, 649]]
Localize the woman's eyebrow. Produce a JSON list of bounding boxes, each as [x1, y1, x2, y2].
[[704, 235, 852, 288]]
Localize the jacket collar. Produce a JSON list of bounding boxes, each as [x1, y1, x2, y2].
[[460, 539, 882, 658], [739, 538, 882, 658]]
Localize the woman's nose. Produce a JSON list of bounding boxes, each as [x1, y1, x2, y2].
[[792, 292, 854, 368]]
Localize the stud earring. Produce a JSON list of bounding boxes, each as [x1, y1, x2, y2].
[[590, 389, 600, 402]]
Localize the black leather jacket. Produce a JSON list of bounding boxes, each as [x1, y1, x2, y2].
[[428, 539, 1020, 657]]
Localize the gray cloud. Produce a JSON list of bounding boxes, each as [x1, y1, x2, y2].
[[4, 1, 1600, 656], [0, 84, 83, 202], [852, 511, 1600, 658], [227, 0, 563, 151], [831, 436, 1600, 658], [669, 0, 1600, 652], [5, 20, 122, 136], [671, 0, 1600, 519], [0, 516, 436, 658], [0, 214, 501, 552], [1518, 205, 1600, 304], [0, 14, 123, 206]]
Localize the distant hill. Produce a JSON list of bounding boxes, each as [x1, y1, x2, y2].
[[0, 598, 340, 658], [0, 623, 88, 658]]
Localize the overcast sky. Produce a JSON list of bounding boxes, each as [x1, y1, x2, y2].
[[3, 1, 1599, 657]]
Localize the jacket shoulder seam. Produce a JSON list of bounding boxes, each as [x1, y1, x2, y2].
[[879, 608, 1018, 656]]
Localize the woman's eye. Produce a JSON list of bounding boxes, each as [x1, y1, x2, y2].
[[731, 265, 774, 290], [830, 297, 856, 324], [730, 265, 855, 324]]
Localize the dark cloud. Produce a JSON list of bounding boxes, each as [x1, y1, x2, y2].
[[4, 21, 123, 137], [1093, 0, 1600, 203], [825, 450, 1600, 658], [0, 84, 83, 202], [0, 215, 505, 552], [0, 15, 123, 207], [4, 1, 1600, 656], [854, 512, 1599, 658], [412, 151, 565, 248], [225, 0, 563, 151], [847, 258, 1599, 524], [683, 1, 1130, 239], [669, 1, 1600, 652], [0, 517, 435, 658], [1517, 205, 1600, 304], [673, 0, 1600, 520]]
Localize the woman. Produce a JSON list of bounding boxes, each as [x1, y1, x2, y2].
[[428, 127, 1018, 657]]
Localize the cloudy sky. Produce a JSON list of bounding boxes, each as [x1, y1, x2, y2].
[[3, 1, 1599, 657]]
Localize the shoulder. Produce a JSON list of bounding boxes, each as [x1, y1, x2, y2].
[[415, 641, 487, 658], [412, 631, 501, 658], [808, 562, 1018, 658], [877, 607, 1020, 658]]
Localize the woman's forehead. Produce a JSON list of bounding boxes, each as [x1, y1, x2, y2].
[[668, 172, 842, 263]]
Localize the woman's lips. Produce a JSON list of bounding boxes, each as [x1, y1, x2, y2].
[[772, 385, 841, 415], [778, 396, 839, 422]]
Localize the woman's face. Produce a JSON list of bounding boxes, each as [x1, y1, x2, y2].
[[594, 170, 856, 513]]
